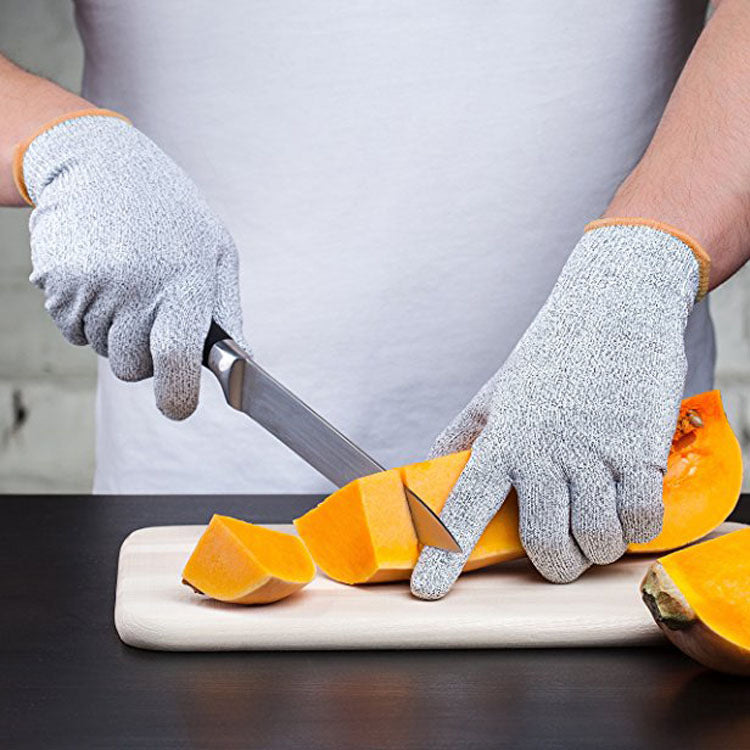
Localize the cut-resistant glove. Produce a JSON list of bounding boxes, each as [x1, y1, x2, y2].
[[14, 109, 245, 420], [411, 219, 710, 598]]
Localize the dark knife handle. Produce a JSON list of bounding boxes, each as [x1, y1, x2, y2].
[[202, 319, 232, 367]]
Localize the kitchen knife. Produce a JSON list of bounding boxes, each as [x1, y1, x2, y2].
[[202, 320, 461, 553]]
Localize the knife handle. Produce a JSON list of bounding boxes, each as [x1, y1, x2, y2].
[[202, 319, 245, 410], [202, 319, 232, 368]]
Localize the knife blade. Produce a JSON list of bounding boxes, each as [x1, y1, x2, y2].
[[202, 320, 461, 553]]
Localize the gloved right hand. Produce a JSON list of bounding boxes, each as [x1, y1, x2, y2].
[[410, 220, 709, 599], [14, 109, 245, 420]]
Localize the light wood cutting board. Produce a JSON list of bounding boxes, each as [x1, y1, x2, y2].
[[114, 522, 744, 651]]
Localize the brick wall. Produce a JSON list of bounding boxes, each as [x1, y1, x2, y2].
[[713, 265, 750, 486], [1, 1, 747, 492], [1, 0, 94, 492]]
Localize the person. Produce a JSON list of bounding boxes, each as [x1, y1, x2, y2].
[[1, 1, 748, 598]]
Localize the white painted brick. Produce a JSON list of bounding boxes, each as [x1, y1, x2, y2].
[[713, 265, 750, 377], [713, 264, 750, 491], [0, 0, 84, 91], [0, 281, 97, 382], [716, 383, 744, 436], [0, 207, 34, 277], [714, 380, 750, 492], [1, 0, 93, 493], [0, 0, 83, 272], [0, 381, 94, 492]]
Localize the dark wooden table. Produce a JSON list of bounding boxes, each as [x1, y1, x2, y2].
[[1, 494, 749, 750]]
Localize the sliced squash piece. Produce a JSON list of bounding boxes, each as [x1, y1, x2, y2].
[[399, 452, 523, 572], [641, 527, 750, 675], [630, 390, 742, 553], [293, 469, 418, 584], [182, 515, 315, 604], [294, 452, 524, 584], [295, 391, 741, 585]]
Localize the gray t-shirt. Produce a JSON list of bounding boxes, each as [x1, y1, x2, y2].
[[74, 0, 715, 493]]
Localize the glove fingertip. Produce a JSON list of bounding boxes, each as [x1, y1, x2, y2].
[[410, 546, 464, 600], [516, 472, 591, 583], [617, 469, 665, 543], [411, 455, 511, 600], [543, 556, 591, 584], [155, 382, 200, 422], [151, 338, 203, 422]]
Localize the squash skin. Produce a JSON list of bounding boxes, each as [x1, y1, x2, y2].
[[641, 528, 750, 676], [295, 391, 742, 585]]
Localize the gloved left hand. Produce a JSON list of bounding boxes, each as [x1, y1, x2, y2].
[[15, 109, 245, 420], [411, 219, 710, 599]]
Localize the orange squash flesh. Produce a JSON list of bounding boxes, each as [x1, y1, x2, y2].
[[182, 515, 316, 604], [400, 453, 523, 572], [294, 454, 524, 584], [641, 527, 750, 675], [293, 469, 419, 584], [295, 390, 741, 585], [630, 390, 742, 553]]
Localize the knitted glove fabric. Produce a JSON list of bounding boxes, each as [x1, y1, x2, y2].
[[17, 111, 245, 420], [411, 221, 708, 599]]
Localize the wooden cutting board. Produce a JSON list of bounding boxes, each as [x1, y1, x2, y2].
[[114, 522, 744, 651]]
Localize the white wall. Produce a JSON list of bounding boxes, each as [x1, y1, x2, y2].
[[0, 0, 747, 492]]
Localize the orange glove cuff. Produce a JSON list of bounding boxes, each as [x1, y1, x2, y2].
[[12, 108, 130, 206], [585, 217, 711, 302]]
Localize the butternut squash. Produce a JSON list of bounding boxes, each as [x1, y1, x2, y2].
[[295, 391, 741, 585], [641, 527, 750, 675], [630, 390, 742, 553], [182, 515, 315, 604], [400, 452, 523, 572], [294, 454, 522, 584]]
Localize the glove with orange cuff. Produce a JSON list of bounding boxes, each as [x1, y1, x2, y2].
[[14, 109, 246, 420], [411, 219, 710, 598]]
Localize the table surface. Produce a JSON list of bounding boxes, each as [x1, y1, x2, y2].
[[2, 494, 749, 750]]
